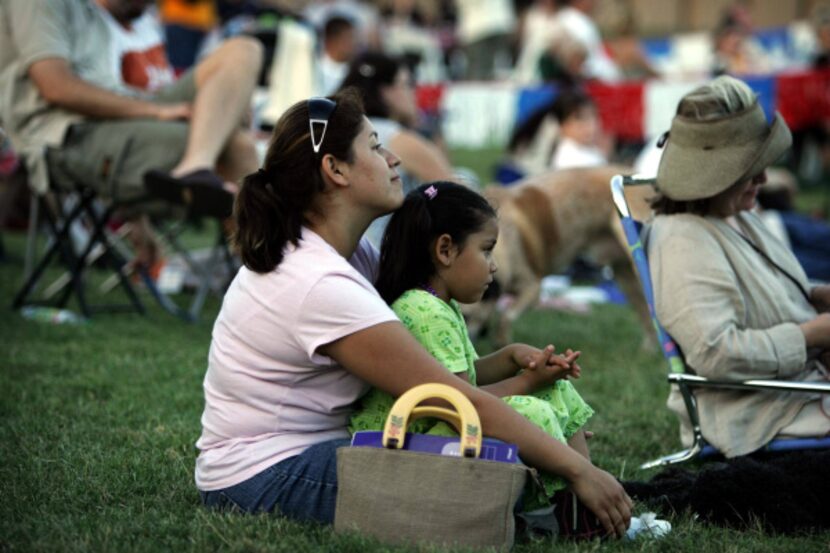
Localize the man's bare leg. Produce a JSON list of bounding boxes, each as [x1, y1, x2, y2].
[[216, 129, 260, 187], [171, 36, 263, 177]]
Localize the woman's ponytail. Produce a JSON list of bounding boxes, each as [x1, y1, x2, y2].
[[233, 167, 297, 273]]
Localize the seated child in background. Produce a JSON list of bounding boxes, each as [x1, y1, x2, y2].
[[548, 89, 608, 171], [349, 181, 594, 506], [504, 88, 609, 181]]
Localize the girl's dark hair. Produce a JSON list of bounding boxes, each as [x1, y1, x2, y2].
[[338, 52, 406, 119], [375, 181, 497, 305], [233, 88, 365, 273], [508, 88, 594, 151]]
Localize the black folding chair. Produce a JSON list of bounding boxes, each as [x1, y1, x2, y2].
[[13, 177, 147, 317]]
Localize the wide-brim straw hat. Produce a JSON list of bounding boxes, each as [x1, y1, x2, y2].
[[656, 94, 792, 201]]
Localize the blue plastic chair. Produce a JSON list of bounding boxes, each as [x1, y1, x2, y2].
[[610, 174, 830, 469]]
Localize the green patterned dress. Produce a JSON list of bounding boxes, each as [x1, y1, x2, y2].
[[349, 289, 594, 499]]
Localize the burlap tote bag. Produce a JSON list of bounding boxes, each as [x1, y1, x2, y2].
[[335, 384, 529, 550]]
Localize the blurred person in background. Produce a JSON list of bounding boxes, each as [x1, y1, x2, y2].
[[0, 0, 262, 267], [604, 8, 659, 80], [338, 52, 455, 245], [537, 30, 588, 85], [377, 0, 449, 83], [158, 0, 219, 73], [554, 0, 620, 81], [506, 88, 609, 177], [317, 15, 359, 95], [513, 0, 561, 83], [547, 89, 608, 170], [99, 0, 177, 92], [813, 6, 830, 68], [454, 0, 516, 80], [711, 5, 770, 77], [304, 0, 380, 51]]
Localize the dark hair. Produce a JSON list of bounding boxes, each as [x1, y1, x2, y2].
[[650, 174, 754, 215], [233, 88, 365, 273], [551, 88, 595, 124], [375, 181, 497, 305], [649, 194, 714, 216], [323, 15, 354, 42], [338, 52, 406, 119], [508, 88, 594, 151]]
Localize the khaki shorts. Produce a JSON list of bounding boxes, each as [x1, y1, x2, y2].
[[48, 72, 197, 203]]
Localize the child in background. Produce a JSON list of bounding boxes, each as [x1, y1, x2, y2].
[[549, 89, 608, 170], [505, 88, 608, 180], [349, 181, 594, 507]]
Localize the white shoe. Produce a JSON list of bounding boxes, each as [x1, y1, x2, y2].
[[625, 512, 671, 540]]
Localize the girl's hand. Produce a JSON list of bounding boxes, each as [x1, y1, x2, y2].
[[512, 344, 582, 390]]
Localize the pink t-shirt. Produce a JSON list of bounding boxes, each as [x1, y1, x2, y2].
[[195, 228, 397, 490]]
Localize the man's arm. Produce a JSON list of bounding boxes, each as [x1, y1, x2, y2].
[[28, 57, 189, 121]]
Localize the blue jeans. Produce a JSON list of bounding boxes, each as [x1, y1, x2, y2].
[[200, 438, 351, 524]]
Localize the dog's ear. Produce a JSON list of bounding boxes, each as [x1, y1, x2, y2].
[[434, 233, 457, 267]]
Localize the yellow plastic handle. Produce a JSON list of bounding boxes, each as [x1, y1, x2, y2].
[[382, 383, 482, 458], [409, 406, 462, 433]]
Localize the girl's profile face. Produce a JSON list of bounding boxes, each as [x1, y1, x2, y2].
[[441, 217, 499, 304]]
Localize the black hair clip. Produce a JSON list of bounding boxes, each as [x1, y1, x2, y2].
[[656, 131, 670, 148]]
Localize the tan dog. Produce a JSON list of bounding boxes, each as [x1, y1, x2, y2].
[[465, 166, 655, 345]]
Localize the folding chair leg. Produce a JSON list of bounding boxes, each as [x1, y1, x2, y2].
[[138, 272, 195, 322], [23, 194, 40, 279], [639, 442, 704, 470], [142, 219, 235, 322], [13, 195, 88, 313], [75, 201, 146, 315]]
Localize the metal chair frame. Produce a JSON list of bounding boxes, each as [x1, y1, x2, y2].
[[141, 215, 236, 322]]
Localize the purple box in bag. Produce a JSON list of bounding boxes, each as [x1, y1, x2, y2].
[[350, 431, 520, 463]]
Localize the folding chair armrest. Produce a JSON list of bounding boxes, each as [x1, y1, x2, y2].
[[668, 373, 830, 394]]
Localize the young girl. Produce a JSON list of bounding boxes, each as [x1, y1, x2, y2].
[[350, 180, 594, 507]]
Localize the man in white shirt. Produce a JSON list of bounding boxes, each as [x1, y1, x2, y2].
[[317, 15, 358, 95]]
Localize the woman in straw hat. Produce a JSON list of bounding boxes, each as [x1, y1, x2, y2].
[[648, 75, 830, 458]]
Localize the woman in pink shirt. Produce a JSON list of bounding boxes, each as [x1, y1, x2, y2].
[[195, 89, 632, 537]]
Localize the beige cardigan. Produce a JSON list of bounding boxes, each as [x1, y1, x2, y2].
[[647, 211, 827, 457]]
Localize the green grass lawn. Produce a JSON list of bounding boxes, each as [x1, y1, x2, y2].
[[1, 227, 828, 552]]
